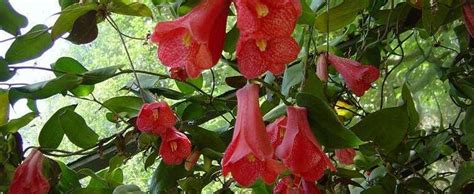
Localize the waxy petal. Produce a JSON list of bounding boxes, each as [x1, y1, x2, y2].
[[266, 116, 288, 149], [463, 3, 474, 37], [136, 102, 176, 135], [335, 148, 356, 165], [8, 149, 50, 194], [159, 128, 192, 165]]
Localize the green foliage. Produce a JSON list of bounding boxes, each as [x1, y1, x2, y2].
[[0, 0, 28, 36], [314, 0, 369, 32], [5, 25, 53, 64]]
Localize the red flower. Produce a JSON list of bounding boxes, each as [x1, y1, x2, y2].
[[234, 0, 301, 37], [316, 55, 328, 82], [169, 67, 189, 81], [273, 176, 321, 194], [266, 116, 287, 149], [335, 148, 356, 165], [136, 102, 176, 136], [159, 127, 192, 165], [463, 2, 474, 37], [222, 84, 282, 186], [236, 36, 300, 79], [326, 53, 380, 97], [8, 149, 50, 194], [275, 106, 336, 182], [150, 0, 231, 78]]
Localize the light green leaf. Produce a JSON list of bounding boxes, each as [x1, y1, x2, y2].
[[176, 75, 204, 95], [109, 0, 153, 17], [314, 0, 369, 32], [0, 89, 9, 125], [5, 24, 53, 64], [81, 65, 122, 85], [102, 96, 143, 117], [51, 57, 94, 96], [0, 112, 37, 134]]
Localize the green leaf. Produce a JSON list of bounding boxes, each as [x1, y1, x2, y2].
[[296, 93, 363, 148], [113, 184, 145, 194], [61, 109, 99, 149], [181, 103, 206, 121], [0, 0, 28, 36], [66, 10, 98, 44], [302, 70, 326, 101], [5, 24, 53, 64], [281, 62, 304, 96], [72, 188, 114, 194], [51, 2, 99, 40], [335, 168, 365, 179], [51, 57, 94, 97], [176, 75, 204, 95], [0, 57, 13, 81], [9, 74, 83, 104], [314, 0, 369, 32], [402, 84, 419, 132], [224, 24, 239, 53], [58, 0, 80, 10], [263, 103, 287, 122], [186, 126, 226, 152], [451, 161, 474, 194], [422, 0, 451, 34], [102, 96, 143, 117], [148, 87, 188, 100], [351, 106, 409, 152], [39, 105, 76, 149], [109, 0, 153, 17], [298, 0, 316, 25], [461, 106, 474, 149], [0, 112, 37, 134], [56, 161, 81, 193], [81, 65, 122, 85], [149, 162, 190, 193], [0, 89, 9, 126], [404, 177, 434, 193]]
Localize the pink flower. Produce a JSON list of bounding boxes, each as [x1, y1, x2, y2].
[[266, 116, 287, 149], [136, 102, 176, 136], [273, 176, 321, 194], [335, 148, 356, 165], [151, 0, 231, 78], [463, 2, 474, 37], [159, 127, 192, 165], [326, 53, 380, 96], [276, 106, 336, 182], [316, 55, 328, 82], [169, 67, 189, 81], [8, 149, 50, 194], [222, 84, 282, 186]]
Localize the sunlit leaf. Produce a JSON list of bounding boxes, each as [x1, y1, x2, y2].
[[5, 25, 53, 64]]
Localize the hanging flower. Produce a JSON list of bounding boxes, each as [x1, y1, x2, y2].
[[222, 84, 282, 186], [335, 148, 356, 165], [275, 106, 336, 182], [463, 2, 474, 37], [8, 149, 50, 194], [273, 176, 321, 194], [136, 102, 176, 136], [236, 36, 300, 79], [169, 67, 189, 81], [159, 127, 192, 165], [266, 116, 287, 149], [326, 53, 380, 97], [316, 55, 328, 82], [234, 0, 301, 37], [150, 0, 231, 78]]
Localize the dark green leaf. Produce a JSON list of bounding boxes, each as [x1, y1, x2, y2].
[[102, 96, 143, 117], [362, 185, 385, 194], [66, 10, 98, 44], [314, 0, 369, 32], [51, 2, 98, 39], [56, 161, 81, 193], [81, 65, 122, 85], [335, 168, 365, 179], [72, 188, 114, 194], [109, 0, 153, 17], [461, 106, 474, 149], [149, 162, 190, 193], [176, 75, 204, 95], [0, 0, 28, 36], [51, 57, 94, 97], [298, 0, 316, 25], [9, 74, 82, 104], [181, 103, 206, 121], [148, 87, 188, 100], [113, 184, 145, 194], [302, 70, 326, 101], [5, 24, 53, 64], [39, 105, 76, 149], [224, 24, 239, 53], [451, 161, 474, 194], [186, 126, 226, 152], [0, 112, 37, 134], [422, 0, 451, 34], [296, 93, 363, 148], [0, 57, 13, 81], [404, 177, 434, 193], [351, 106, 409, 152], [402, 84, 419, 132]]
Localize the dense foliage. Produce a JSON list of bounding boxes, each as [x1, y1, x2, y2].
[[1, 0, 474, 193]]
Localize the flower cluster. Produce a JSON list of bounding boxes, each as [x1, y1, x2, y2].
[[136, 102, 191, 165], [222, 84, 336, 187], [151, 0, 301, 80]]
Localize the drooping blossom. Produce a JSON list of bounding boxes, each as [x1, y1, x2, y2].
[[463, 2, 474, 37], [222, 84, 283, 186], [159, 127, 192, 165], [234, 0, 301, 37], [236, 36, 300, 79], [185, 150, 201, 171], [266, 116, 287, 149], [316, 55, 328, 82], [276, 106, 336, 182], [169, 67, 189, 81], [335, 148, 357, 165], [326, 53, 380, 97], [8, 149, 50, 194], [136, 102, 176, 135], [150, 0, 231, 78], [273, 176, 321, 194]]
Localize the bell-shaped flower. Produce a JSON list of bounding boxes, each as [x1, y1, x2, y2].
[[335, 148, 356, 165], [276, 106, 336, 182], [326, 53, 380, 97], [316, 55, 328, 82], [8, 149, 50, 194], [273, 176, 321, 194], [266, 116, 287, 149], [237, 36, 300, 79], [169, 67, 189, 81], [234, 0, 301, 37], [222, 84, 282, 187], [136, 102, 176, 136], [463, 3, 474, 37], [150, 0, 231, 78], [159, 127, 192, 165]]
